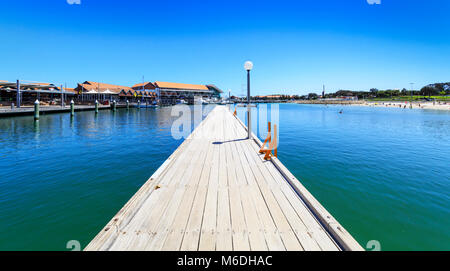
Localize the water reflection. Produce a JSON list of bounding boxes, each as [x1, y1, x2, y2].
[[33, 121, 40, 141]]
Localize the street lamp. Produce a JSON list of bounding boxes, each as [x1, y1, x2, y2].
[[244, 61, 253, 139]]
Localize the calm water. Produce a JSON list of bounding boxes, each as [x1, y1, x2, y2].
[[236, 103, 450, 251], [0, 106, 211, 251], [0, 104, 449, 250]]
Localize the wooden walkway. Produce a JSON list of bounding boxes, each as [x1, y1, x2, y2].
[[85, 106, 363, 251]]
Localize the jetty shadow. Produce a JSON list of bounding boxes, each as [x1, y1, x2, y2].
[[212, 138, 247, 145]]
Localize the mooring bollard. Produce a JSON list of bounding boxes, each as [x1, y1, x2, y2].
[[126, 100, 129, 110], [34, 99, 39, 121], [113, 100, 117, 111], [137, 100, 141, 109], [95, 100, 99, 114], [11, 103, 14, 110], [70, 100, 75, 116]]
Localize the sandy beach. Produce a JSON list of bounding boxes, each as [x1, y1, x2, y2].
[[355, 101, 450, 111], [293, 100, 450, 111]]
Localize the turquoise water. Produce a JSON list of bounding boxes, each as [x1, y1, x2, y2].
[[236, 103, 450, 251], [0, 104, 449, 250], [0, 107, 208, 251]]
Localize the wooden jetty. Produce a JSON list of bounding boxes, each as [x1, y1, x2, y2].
[[85, 106, 363, 251]]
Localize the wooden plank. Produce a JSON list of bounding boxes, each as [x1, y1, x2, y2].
[[231, 153, 268, 250], [179, 136, 215, 251], [145, 136, 212, 250], [223, 114, 250, 251], [198, 111, 222, 251], [161, 112, 218, 251], [232, 129, 303, 250], [227, 114, 268, 251], [216, 138, 233, 251], [226, 114, 287, 251]]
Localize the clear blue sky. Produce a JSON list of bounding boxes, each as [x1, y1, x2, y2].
[[1, 0, 449, 96]]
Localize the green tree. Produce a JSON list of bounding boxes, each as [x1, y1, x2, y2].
[[420, 86, 439, 97], [308, 93, 318, 100]]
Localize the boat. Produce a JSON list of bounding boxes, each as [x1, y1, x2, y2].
[[136, 101, 159, 108], [194, 97, 209, 105], [219, 99, 233, 105]]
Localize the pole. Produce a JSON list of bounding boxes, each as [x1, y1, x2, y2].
[[113, 100, 117, 111], [70, 100, 75, 116], [16, 80, 20, 108], [126, 100, 129, 110], [95, 100, 99, 114], [247, 70, 251, 139], [61, 84, 65, 108], [34, 99, 39, 121]]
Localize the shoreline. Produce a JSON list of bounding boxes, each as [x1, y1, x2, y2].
[[354, 101, 450, 111], [292, 100, 450, 111]]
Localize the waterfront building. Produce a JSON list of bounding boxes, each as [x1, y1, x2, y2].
[[131, 82, 158, 104], [154, 81, 215, 105], [131, 82, 157, 91], [206, 84, 224, 100], [74, 81, 136, 104], [0, 81, 74, 107], [118, 89, 134, 100], [1, 80, 223, 107]]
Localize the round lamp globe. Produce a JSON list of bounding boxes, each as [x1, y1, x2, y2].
[[244, 61, 253, 71]]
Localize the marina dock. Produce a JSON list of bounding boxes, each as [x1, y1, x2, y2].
[[85, 106, 363, 251], [0, 104, 127, 118]]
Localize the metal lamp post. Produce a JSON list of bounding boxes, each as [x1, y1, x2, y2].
[[244, 61, 253, 139], [16, 80, 21, 108]]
